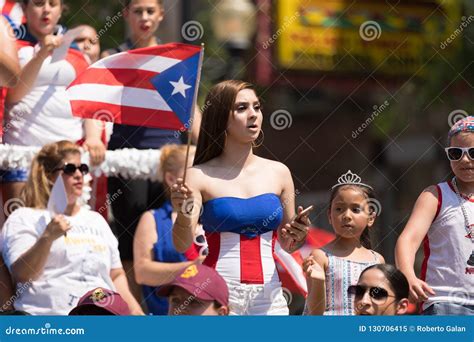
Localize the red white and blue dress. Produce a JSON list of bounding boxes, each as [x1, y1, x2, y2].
[[201, 193, 289, 315]]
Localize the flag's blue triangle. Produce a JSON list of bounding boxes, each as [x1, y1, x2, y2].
[[150, 51, 200, 128]]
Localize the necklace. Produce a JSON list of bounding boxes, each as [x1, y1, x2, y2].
[[451, 177, 474, 266]]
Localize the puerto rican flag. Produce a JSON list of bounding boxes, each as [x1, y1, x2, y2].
[[67, 43, 202, 130], [1, 0, 25, 25]]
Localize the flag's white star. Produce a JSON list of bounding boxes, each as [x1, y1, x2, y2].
[[170, 76, 192, 98]]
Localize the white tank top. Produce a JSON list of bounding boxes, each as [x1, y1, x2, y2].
[[422, 181, 474, 309]]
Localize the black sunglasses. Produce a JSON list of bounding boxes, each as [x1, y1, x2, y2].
[[445, 147, 474, 161], [347, 285, 395, 301], [54, 163, 89, 175]]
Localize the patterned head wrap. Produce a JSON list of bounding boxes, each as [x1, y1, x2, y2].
[[448, 115, 474, 144]]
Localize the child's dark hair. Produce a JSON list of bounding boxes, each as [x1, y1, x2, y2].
[[359, 264, 409, 301], [21, 0, 69, 14], [328, 184, 377, 249], [124, 0, 163, 7]]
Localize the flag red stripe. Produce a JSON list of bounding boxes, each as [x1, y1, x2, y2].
[[240, 235, 264, 284], [70, 100, 184, 130], [128, 43, 201, 60], [2, 0, 15, 15], [203, 232, 221, 270], [69, 68, 158, 90]]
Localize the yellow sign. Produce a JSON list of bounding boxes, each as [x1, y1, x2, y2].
[[276, 0, 461, 76]]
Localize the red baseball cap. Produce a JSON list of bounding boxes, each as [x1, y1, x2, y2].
[[69, 288, 131, 316], [157, 264, 229, 307]]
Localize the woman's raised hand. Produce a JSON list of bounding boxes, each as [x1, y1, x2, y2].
[[38, 34, 62, 57], [170, 178, 195, 218], [282, 206, 312, 243], [43, 215, 72, 242]]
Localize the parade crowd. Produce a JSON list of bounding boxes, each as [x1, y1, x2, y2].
[[0, 0, 472, 316]]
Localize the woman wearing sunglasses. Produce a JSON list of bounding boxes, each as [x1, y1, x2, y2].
[[1, 141, 143, 315], [351, 264, 409, 315], [133, 144, 207, 315], [396, 116, 474, 315]]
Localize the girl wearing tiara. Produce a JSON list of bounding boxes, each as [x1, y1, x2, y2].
[[303, 170, 384, 315], [396, 116, 474, 315]]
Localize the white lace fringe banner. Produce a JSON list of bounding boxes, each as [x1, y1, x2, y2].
[[0, 144, 161, 180]]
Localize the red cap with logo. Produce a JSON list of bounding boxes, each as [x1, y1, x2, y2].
[[157, 264, 229, 307], [69, 287, 131, 316]]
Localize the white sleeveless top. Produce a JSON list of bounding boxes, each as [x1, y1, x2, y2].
[[422, 181, 474, 310]]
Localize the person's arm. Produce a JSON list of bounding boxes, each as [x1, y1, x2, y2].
[[133, 211, 199, 286], [0, 17, 20, 87], [190, 106, 202, 144], [83, 119, 106, 166], [395, 186, 438, 302], [375, 252, 385, 264], [110, 268, 144, 315], [171, 169, 202, 253], [276, 163, 310, 253], [6, 34, 61, 104], [10, 215, 71, 283], [303, 249, 327, 315], [0, 257, 15, 310]]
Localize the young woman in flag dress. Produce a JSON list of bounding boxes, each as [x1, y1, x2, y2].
[[171, 80, 312, 315]]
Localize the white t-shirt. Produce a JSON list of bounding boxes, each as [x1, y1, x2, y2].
[[3, 42, 88, 146], [2, 207, 122, 315]]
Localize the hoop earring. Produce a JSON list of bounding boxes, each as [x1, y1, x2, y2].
[[223, 130, 228, 148], [252, 129, 264, 148]]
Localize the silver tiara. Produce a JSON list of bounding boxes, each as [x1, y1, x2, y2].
[[331, 170, 373, 190]]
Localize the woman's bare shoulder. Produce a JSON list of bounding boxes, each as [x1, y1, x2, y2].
[[256, 156, 290, 174]]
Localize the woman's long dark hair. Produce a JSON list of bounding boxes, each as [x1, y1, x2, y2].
[[328, 184, 377, 249], [359, 264, 409, 301], [193, 80, 255, 166]]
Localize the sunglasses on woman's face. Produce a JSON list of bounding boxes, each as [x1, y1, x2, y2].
[[54, 163, 89, 175], [445, 147, 474, 161], [348, 285, 395, 301]]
